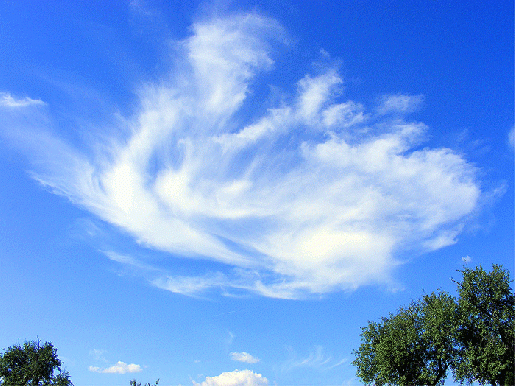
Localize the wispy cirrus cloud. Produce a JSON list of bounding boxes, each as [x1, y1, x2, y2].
[[192, 369, 268, 386], [0, 92, 45, 108], [377, 94, 424, 115], [282, 345, 346, 372], [89, 349, 108, 363], [0, 13, 482, 298], [230, 351, 260, 364]]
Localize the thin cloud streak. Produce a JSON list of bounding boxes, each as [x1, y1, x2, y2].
[[282, 345, 346, 372], [377, 94, 424, 115], [0, 92, 45, 108], [0, 14, 482, 298]]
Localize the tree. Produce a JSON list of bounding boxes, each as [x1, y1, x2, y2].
[[352, 265, 514, 386], [352, 292, 457, 386], [0, 340, 72, 386], [453, 265, 514, 386]]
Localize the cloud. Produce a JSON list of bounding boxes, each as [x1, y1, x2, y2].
[[377, 94, 424, 115], [509, 126, 515, 151], [152, 273, 228, 297], [0, 92, 45, 108], [88, 361, 142, 374], [0, 14, 483, 298], [282, 345, 346, 372], [89, 349, 108, 363], [231, 352, 260, 363], [192, 369, 268, 386], [104, 250, 158, 272], [461, 255, 472, 263]]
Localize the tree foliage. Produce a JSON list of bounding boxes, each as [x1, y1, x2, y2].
[[352, 265, 514, 386], [453, 265, 515, 386], [353, 292, 457, 386], [0, 340, 72, 386]]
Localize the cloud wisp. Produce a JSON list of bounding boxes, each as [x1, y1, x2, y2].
[[0, 92, 45, 108], [282, 345, 346, 373], [231, 352, 260, 364], [0, 14, 482, 298]]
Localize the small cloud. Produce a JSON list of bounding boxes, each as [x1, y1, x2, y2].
[[231, 352, 260, 363], [377, 94, 424, 115], [462, 255, 472, 263], [0, 92, 45, 108], [227, 331, 235, 345], [104, 251, 157, 272], [192, 369, 268, 386], [89, 349, 108, 363], [282, 346, 345, 372], [151, 273, 227, 297], [129, 0, 156, 18], [89, 361, 142, 374], [509, 126, 515, 151]]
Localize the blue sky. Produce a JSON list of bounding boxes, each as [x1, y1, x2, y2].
[[0, 1, 513, 385]]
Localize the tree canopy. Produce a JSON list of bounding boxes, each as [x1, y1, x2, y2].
[[453, 265, 514, 386], [352, 264, 514, 386], [0, 341, 72, 386]]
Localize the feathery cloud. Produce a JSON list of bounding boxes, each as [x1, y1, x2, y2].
[[0, 14, 482, 298], [377, 94, 424, 115], [89, 349, 108, 363], [282, 345, 346, 372], [0, 92, 45, 108]]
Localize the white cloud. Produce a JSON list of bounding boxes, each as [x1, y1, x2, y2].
[[0, 14, 483, 298], [509, 126, 515, 151], [377, 94, 424, 115], [462, 255, 472, 263], [192, 369, 268, 386], [231, 352, 260, 363], [282, 346, 346, 372], [297, 69, 342, 123], [0, 92, 45, 107], [104, 250, 158, 272], [89, 349, 108, 363], [152, 273, 228, 297], [88, 361, 142, 374]]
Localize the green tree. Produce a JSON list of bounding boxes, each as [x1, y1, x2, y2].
[[0, 340, 72, 386], [352, 265, 514, 386], [352, 292, 457, 386], [453, 265, 514, 386]]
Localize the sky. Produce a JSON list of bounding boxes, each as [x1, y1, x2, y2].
[[0, 1, 513, 385]]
